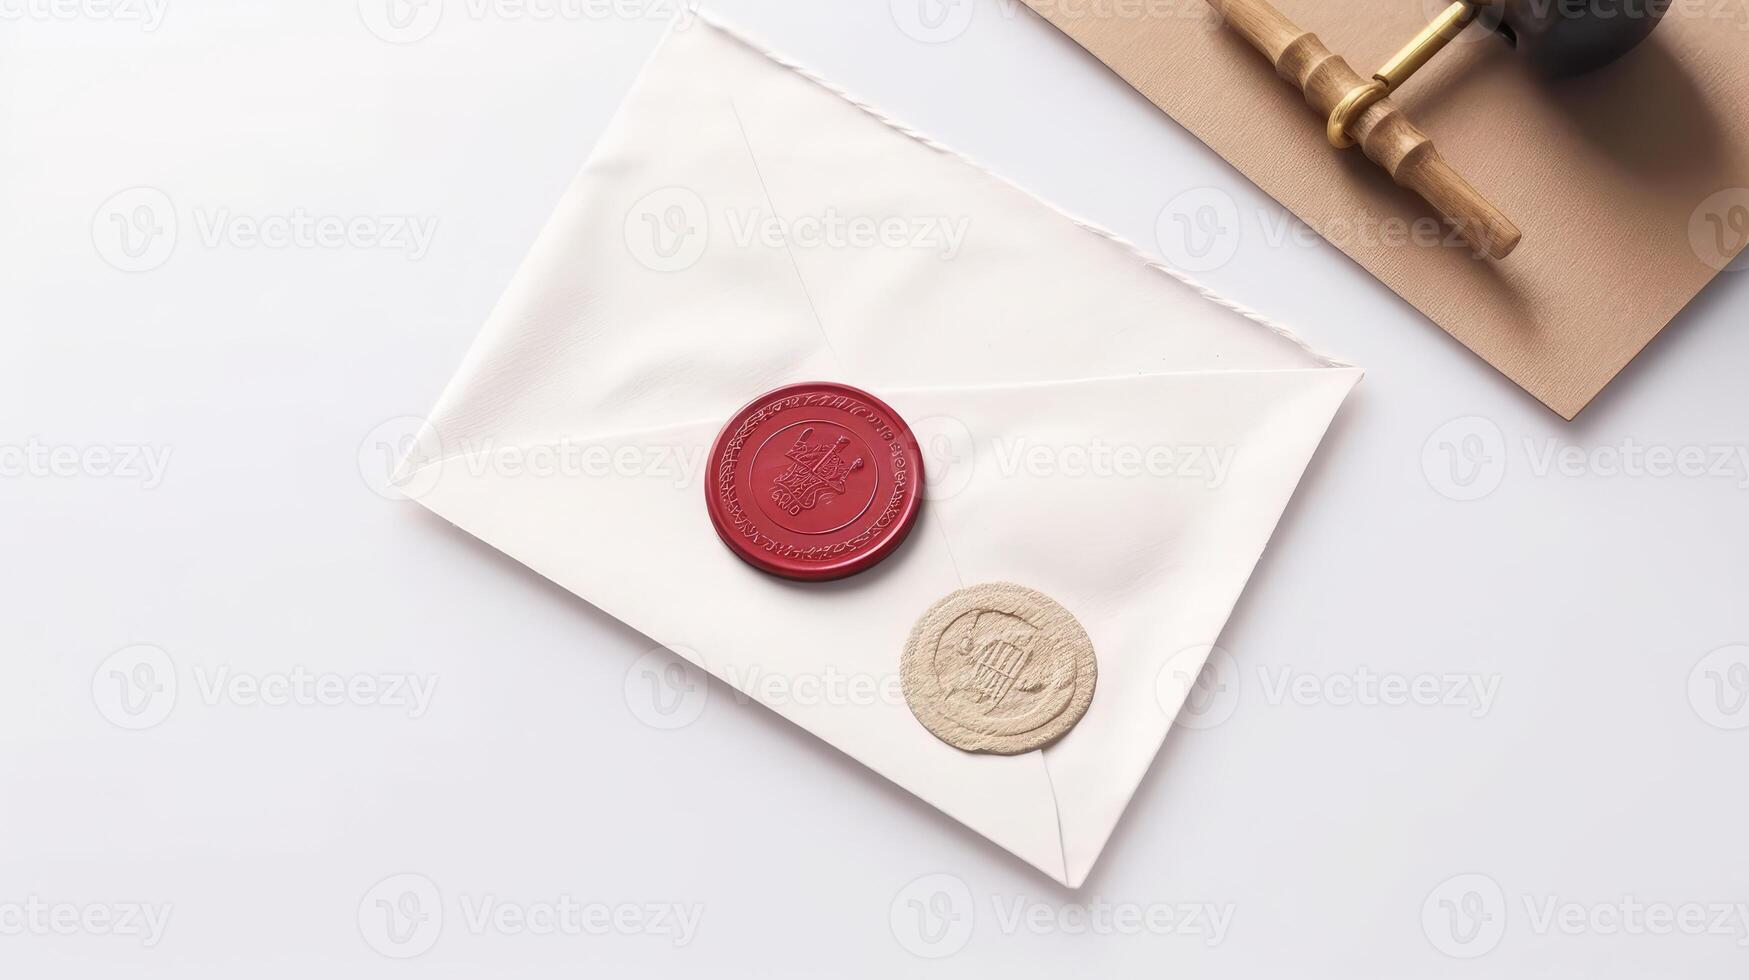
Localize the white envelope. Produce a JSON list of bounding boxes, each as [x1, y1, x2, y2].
[[400, 15, 1361, 887]]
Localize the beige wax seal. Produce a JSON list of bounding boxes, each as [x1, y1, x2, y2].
[[900, 582, 1097, 755]]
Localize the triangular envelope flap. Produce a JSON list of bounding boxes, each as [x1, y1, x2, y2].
[[713, 21, 1331, 387], [406, 366, 1358, 886], [891, 366, 1360, 886], [420, 17, 1344, 462], [407, 417, 1071, 883], [419, 28, 840, 455]]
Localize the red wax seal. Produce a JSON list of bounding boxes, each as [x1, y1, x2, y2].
[[706, 382, 924, 581]]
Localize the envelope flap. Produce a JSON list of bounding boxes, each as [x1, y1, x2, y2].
[[406, 414, 1072, 883], [405, 363, 1358, 886], [887, 366, 1362, 887], [716, 21, 1341, 389], [419, 16, 1346, 466], [419, 27, 840, 455]]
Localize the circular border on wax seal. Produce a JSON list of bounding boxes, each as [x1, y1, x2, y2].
[[705, 381, 924, 581], [901, 582, 1098, 755]]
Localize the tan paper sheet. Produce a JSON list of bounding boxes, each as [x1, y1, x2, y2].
[[1021, 0, 1749, 417]]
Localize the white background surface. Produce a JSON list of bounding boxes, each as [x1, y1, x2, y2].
[[3, 0, 1747, 976]]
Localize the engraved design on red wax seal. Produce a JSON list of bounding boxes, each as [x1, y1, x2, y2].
[[705, 382, 924, 581]]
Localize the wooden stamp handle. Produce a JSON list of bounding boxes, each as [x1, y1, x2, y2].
[[1209, 0, 1521, 259]]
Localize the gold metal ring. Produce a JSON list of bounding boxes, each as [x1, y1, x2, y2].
[[1326, 80, 1389, 149]]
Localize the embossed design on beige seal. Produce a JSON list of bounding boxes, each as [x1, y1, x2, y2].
[[901, 582, 1097, 755]]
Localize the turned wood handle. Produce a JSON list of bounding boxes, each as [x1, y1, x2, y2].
[[1210, 0, 1521, 259]]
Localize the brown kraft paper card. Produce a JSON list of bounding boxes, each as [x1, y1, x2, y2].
[[1019, 0, 1749, 418]]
